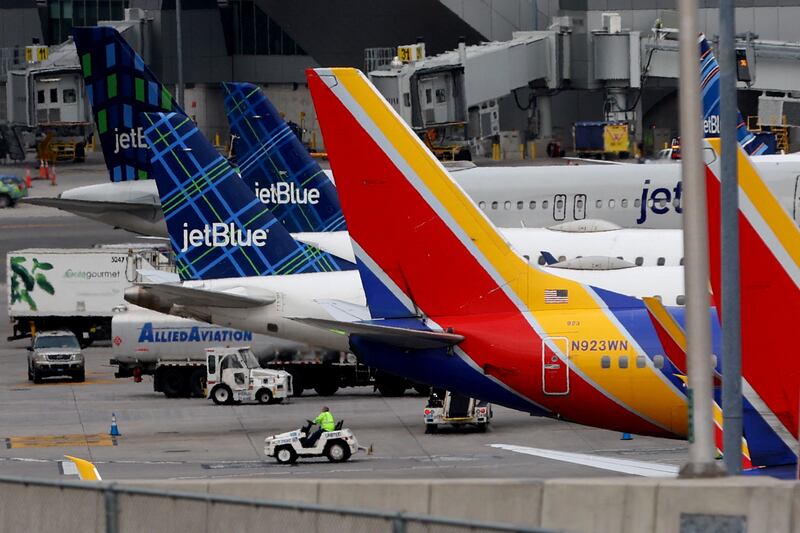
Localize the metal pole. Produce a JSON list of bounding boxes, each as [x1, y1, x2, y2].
[[104, 485, 118, 533], [175, 0, 184, 108], [719, 0, 743, 475], [677, 0, 722, 478]]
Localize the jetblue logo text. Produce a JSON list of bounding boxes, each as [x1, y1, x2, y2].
[[636, 179, 683, 225], [703, 115, 720, 136], [181, 222, 269, 252], [254, 182, 320, 205], [113, 127, 147, 154], [137, 322, 253, 343]]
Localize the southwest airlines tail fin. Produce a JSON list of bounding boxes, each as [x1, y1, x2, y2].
[[222, 82, 345, 232], [699, 35, 768, 155], [698, 35, 800, 450], [72, 26, 181, 182], [307, 68, 643, 321], [141, 111, 352, 281]]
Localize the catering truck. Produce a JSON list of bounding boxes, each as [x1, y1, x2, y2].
[[111, 307, 426, 398], [7, 246, 171, 345]]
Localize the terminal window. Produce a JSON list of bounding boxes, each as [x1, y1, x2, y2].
[[224, 1, 307, 56]]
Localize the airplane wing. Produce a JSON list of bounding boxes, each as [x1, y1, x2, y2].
[[136, 283, 275, 308], [489, 444, 679, 478], [22, 197, 161, 220], [60, 455, 102, 481], [291, 317, 464, 349]]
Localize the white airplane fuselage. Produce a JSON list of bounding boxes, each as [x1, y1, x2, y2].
[[39, 157, 800, 237]]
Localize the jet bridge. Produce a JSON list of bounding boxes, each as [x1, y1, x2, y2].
[[368, 30, 571, 135]]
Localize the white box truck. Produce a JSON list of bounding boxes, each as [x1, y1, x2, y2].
[[7, 246, 170, 345]]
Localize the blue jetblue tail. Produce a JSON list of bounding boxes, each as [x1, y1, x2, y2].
[[72, 26, 183, 182], [699, 35, 769, 155], [141, 111, 353, 281], [222, 82, 346, 233]]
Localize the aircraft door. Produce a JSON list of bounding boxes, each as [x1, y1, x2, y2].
[[542, 337, 569, 395], [794, 176, 800, 222], [573, 194, 587, 220], [553, 194, 567, 221]]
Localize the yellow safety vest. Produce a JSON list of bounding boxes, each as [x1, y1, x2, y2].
[[314, 411, 335, 431]]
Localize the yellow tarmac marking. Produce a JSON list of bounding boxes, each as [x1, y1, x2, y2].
[[5, 433, 117, 449]]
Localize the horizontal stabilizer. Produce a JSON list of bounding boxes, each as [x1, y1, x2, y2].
[[22, 197, 160, 219], [292, 317, 464, 349], [136, 283, 274, 308], [315, 299, 372, 322]]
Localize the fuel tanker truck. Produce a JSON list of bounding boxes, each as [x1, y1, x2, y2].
[[111, 307, 393, 398]]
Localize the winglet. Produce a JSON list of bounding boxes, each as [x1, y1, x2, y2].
[[62, 455, 102, 481]]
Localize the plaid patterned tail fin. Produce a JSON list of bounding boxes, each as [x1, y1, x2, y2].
[[141, 112, 353, 281], [223, 82, 345, 232], [72, 26, 182, 182]]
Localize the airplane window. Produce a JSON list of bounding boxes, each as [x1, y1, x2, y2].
[[558, 255, 566, 262], [478, 201, 486, 210], [679, 257, 685, 266], [517, 201, 524, 210], [616, 256, 624, 260], [676, 295, 686, 305], [576, 198, 584, 209], [542, 200, 549, 209], [618, 356, 629, 369], [711, 354, 718, 368], [634, 198, 641, 208], [600, 356, 611, 369], [673, 197, 681, 208], [556, 198, 564, 210], [523, 254, 530, 261], [504, 201, 512, 210], [491, 201, 498, 210], [609, 199, 615, 209], [538, 256, 546, 265], [529, 201, 536, 209], [596, 200, 602, 208], [658, 198, 667, 208], [621, 199, 628, 208], [635, 257, 644, 266], [657, 257, 665, 266], [653, 355, 665, 369], [654, 295, 662, 302], [648, 198, 655, 207], [636, 355, 646, 368]]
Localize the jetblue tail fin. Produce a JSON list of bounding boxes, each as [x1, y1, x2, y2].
[[72, 26, 182, 182], [141, 111, 352, 281], [222, 82, 345, 232], [699, 35, 769, 155]]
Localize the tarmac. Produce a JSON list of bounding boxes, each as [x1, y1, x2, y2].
[[0, 153, 691, 482]]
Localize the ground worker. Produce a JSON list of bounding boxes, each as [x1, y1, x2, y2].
[[305, 406, 335, 447]]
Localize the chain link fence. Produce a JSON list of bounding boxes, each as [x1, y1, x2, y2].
[[0, 475, 567, 533]]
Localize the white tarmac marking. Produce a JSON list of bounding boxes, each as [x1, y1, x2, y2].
[[490, 444, 679, 478]]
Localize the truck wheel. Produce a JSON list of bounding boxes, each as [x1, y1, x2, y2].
[[325, 441, 351, 463], [256, 389, 273, 404], [33, 368, 43, 384], [313, 383, 339, 396], [476, 422, 488, 433], [211, 385, 233, 405], [375, 372, 408, 397], [189, 368, 206, 398], [160, 369, 186, 398], [0, 195, 10, 208], [73, 369, 85, 383], [425, 424, 438, 434], [290, 374, 305, 397], [275, 445, 297, 464]]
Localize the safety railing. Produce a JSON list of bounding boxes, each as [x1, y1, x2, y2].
[[0, 474, 567, 533]]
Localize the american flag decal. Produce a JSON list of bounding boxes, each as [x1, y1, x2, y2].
[[544, 289, 569, 304]]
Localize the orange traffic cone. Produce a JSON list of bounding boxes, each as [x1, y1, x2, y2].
[[24, 168, 32, 188], [38, 160, 46, 179], [49, 164, 57, 186]]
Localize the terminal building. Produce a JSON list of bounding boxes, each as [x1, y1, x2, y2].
[[3, 0, 800, 157]]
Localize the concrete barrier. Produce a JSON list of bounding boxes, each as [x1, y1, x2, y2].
[[5, 475, 800, 532]]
